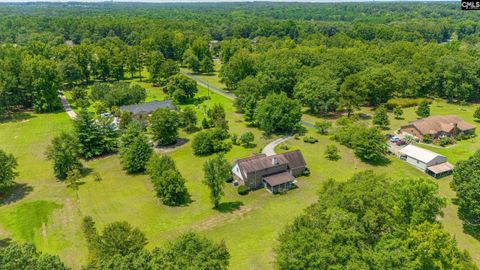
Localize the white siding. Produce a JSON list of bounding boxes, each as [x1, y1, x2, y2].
[[405, 156, 428, 171], [232, 163, 243, 180]]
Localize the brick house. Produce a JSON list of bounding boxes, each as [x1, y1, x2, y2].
[[400, 115, 475, 140], [231, 150, 306, 193]]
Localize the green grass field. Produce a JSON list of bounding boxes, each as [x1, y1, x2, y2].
[[2, 67, 480, 269]]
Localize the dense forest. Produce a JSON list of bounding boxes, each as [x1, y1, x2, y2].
[[2, 2, 480, 118]]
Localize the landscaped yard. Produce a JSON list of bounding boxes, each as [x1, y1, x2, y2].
[[3, 63, 480, 269]]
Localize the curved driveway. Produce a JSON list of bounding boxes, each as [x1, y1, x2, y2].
[[262, 136, 293, 156]]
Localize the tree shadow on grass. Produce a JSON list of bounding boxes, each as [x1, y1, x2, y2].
[[363, 157, 391, 167], [455, 206, 480, 241], [358, 113, 372, 120], [180, 192, 194, 206], [242, 143, 257, 149], [0, 183, 33, 206], [463, 223, 480, 241], [216, 201, 244, 213], [80, 167, 93, 178], [0, 238, 12, 248], [0, 112, 36, 124]]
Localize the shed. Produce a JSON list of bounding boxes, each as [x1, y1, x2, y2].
[[398, 145, 447, 171]]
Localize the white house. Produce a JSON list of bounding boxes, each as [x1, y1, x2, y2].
[[398, 144, 453, 178]]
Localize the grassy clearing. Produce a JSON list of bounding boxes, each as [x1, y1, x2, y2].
[[0, 112, 88, 268], [3, 73, 480, 269]]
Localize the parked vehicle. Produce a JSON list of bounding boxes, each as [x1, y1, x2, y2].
[[390, 136, 400, 142], [396, 140, 407, 146]]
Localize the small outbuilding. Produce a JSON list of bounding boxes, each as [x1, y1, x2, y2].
[[398, 144, 453, 178]]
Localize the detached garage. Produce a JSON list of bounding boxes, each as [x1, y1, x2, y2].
[[398, 144, 453, 178]]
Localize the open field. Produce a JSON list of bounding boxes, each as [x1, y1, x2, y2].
[[3, 64, 480, 269]]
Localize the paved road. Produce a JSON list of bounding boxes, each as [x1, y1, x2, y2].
[[262, 136, 293, 156], [59, 93, 77, 119], [180, 71, 235, 100]]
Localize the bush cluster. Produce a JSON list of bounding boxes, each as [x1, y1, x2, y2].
[[237, 185, 249, 195]]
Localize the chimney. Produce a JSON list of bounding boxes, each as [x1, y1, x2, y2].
[[272, 157, 279, 165]]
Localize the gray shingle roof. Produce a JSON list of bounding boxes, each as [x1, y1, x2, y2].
[[120, 100, 176, 114], [235, 150, 306, 175]]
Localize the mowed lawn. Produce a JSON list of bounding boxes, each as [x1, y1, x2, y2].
[[3, 77, 480, 269], [0, 112, 88, 268]]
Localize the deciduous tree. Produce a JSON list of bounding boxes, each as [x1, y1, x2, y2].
[[202, 154, 230, 208], [0, 149, 18, 193], [45, 132, 82, 179], [254, 92, 301, 135], [150, 108, 179, 146]]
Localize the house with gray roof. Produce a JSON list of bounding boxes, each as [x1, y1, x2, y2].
[[119, 100, 176, 115], [231, 150, 306, 193]]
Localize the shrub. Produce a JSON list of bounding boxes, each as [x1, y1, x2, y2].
[[71, 86, 88, 101], [393, 106, 404, 119], [294, 134, 300, 140], [403, 134, 416, 144], [92, 172, 102, 182], [423, 134, 432, 144], [325, 145, 341, 161], [437, 137, 455, 147], [474, 107, 480, 121], [303, 136, 318, 144], [456, 133, 475, 141], [372, 105, 389, 129], [231, 133, 239, 145], [237, 185, 249, 195], [315, 120, 332, 135], [416, 100, 430, 118], [239, 132, 255, 147], [76, 98, 90, 109], [280, 144, 290, 150], [302, 167, 311, 177]]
